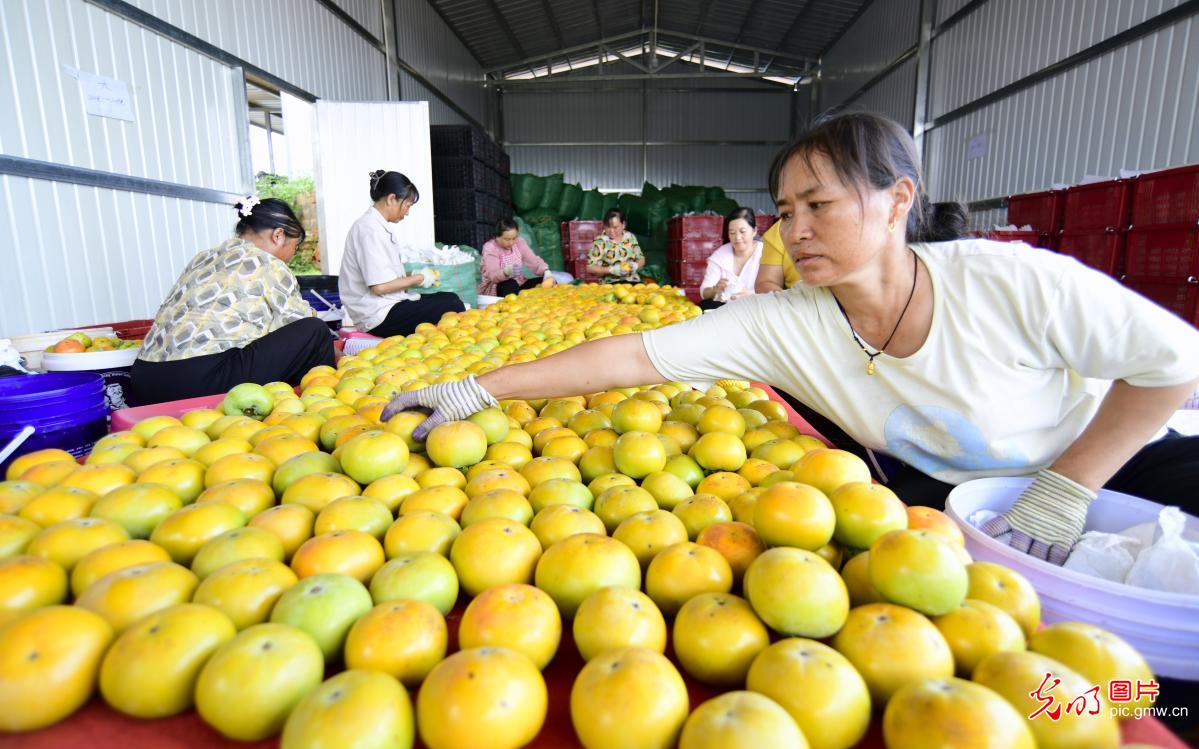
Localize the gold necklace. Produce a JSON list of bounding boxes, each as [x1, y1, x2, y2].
[[832, 251, 919, 375]]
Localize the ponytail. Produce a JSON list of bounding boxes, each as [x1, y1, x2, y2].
[[909, 199, 969, 243]]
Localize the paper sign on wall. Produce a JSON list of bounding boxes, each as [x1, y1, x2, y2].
[[966, 132, 989, 161], [62, 65, 135, 122]]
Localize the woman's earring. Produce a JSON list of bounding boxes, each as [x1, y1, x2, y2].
[[888, 217, 897, 233]]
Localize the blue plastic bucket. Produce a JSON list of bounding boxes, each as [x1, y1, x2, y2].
[[0, 373, 108, 474]]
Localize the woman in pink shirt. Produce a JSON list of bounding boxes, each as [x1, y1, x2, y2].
[[478, 219, 555, 297]]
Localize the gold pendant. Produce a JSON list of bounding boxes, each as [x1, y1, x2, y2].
[[866, 359, 876, 376]]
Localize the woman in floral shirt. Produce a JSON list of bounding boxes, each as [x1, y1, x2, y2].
[[586, 208, 645, 283], [130, 198, 335, 405]]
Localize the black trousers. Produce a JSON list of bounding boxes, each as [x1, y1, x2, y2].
[[367, 293, 465, 338], [698, 298, 724, 311], [495, 277, 544, 296], [129, 317, 335, 406]]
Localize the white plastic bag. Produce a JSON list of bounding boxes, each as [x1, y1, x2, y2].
[[1125, 507, 1199, 595], [1063, 531, 1141, 583], [0, 339, 31, 374]]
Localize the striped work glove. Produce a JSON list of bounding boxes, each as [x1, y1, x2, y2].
[[380, 375, 499, 440], [980, 469, 1096, 565]]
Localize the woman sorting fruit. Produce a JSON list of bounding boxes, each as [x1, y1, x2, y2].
[[478, 218, 555, 297], [339, 170, 465, 337], [698, 207, 764, 310], [586, 208, 645, 283], [130, 197, 335, 406], [381, 112, 1199, 567]]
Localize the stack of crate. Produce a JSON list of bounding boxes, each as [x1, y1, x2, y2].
[[1000, 190, 1064, 250], [1057, 179, 1133, 277], [1123, 164, 1199, 327], [562, 221, 604, 281], [431, 125, 510, 249], [754, 214, 777, 236], [667, 215, 725, 297]]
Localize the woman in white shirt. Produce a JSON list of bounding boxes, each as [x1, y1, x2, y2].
[[339, 171, 465, 337], [381, 113, 1199, 569], [698, 207, 763, 310]]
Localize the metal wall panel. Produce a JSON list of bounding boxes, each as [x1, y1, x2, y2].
[[504, 91, 644, 143], [393, 0, 487, 124], [929, 0, 1187, 118], [0, 175, 230, 334], [647, 91, 791, 142], [646, 145, 778, 192], [124, 0, 388, 100], [506, 145, 644, 190], [1, 0, 245, 193], [819, 0, 920, 110], [333, 0, 383, 40], [851, 56, 917, 129], [400, 70, 469, 125], [925, 18, 1199, 204], [936, 0, 975, 26], [725, 191, 777, 215]]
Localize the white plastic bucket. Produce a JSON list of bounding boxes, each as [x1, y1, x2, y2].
[[41, 347, 139, 412], [945, 477, 1199, 679], [9, 327, 115, 372]]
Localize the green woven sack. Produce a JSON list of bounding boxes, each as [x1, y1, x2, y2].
[[577, 190, 604, 220], [403, 260, 478, 309], [557, 183, 583, 219], [511, 174, 545, 213], [538, 174, 565, 210]]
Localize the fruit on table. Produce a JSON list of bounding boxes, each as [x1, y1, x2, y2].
[[98, 603, 236, 718], [679, 691, 808, 749], [0, 605, 114, 731], [973, 650, 1120, 749], [932, 598, 1026, 677], [369, 551, 459, 615], [74, 560, 199, 633], [39, 285, 1161, 745], [672, 592, 769, 686], [1029, 621, 1157, 712], [417, 647, 547, 749], [883, 677, 1035, 749], [344, 599, 447, 687], [868, 528, 968, 617], [0, 555, 68, 626], [746, 638, 871, 749], [832, 602, 954, 705], [195, 622, 325, 741], [222, 383, 276, 420], [269, 573, 373, 662], [571, 647, 689, 749], [743, 547, 848, 638], [458, 583, 562, 670], [281, 669, 415, 749]]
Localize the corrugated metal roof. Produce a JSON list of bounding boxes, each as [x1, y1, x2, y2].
[[429, 0, 870, 71]]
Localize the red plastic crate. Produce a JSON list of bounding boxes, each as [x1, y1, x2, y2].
[[1057, 230, 1125, 277], [91, 319, 154, 340], [667, 261, 707, 287], [1007, 190, 1065, 232], [1124, 224, 1199, 281], [667, 237, 722, 263], [1130, 164, 1199, 226], [1124, 278, 1199, 327], [754, 214, 777, 236], [560, 220, 603, 243], [986, 230, 1056, 250], [667, 215, 724, 241], [563, 239, 595, 261], [1062, 179, 1132, 230]]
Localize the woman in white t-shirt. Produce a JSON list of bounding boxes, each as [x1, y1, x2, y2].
[[698, 207, 763, 310], [339, 171, 465, 337], [380, 113, 1199, 568]]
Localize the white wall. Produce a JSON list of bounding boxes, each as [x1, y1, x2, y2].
[[1, 0, 492, 336]]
